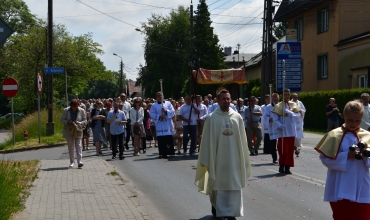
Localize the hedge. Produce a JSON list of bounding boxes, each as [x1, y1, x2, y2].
[[296, 88, 370, 130]]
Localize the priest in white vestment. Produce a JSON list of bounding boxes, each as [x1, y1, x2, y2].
[[195, 89, 251, 219], [315, 100, 370, 220], [291, 93, 305, 151]]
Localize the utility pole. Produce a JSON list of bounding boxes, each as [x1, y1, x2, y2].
[[261, 0, 274, 98], [113, 53, 124, 94], [189, 0, 194, 95], [46, 0, 54, 136], [237, 43, 240, 68]]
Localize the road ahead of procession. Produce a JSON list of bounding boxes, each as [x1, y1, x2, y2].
[[4, 132, 331, 220]]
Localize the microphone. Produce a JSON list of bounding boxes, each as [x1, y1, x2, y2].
[[114, 110, 118, 118]]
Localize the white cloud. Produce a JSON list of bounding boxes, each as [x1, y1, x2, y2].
[[23, 0, 265, 80]]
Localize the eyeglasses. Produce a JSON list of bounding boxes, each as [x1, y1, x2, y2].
[[293, 96, 298, 98]]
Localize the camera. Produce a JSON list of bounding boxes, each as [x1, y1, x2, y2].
[[349, 141, 370, 160]]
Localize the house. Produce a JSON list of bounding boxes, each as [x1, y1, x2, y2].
[[224, 52, 257, 69], [274, 0, 370, 91], [126, 80, 142, 98]]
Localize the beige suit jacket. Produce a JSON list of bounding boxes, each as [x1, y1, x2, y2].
[[60, 107, 87, 139]]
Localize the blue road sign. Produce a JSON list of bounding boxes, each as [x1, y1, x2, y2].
[[0, 18, 14, 45], [276, 42, 302, 92], [44, 67, 65, 74]]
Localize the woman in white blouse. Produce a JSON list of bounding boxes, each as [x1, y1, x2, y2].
[[130, 98, 146, 156]]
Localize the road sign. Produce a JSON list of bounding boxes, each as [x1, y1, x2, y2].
[[2, 78, 19, 98], [37, 73, 42, 93], [44, 67, 65, 74], [276, 42, 302, 92], [0, 18, 14, 45]]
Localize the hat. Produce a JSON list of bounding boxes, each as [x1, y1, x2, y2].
[[361, 93, 370, 98]]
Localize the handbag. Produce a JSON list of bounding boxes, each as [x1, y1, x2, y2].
[[68, 122, 84, 136], [133, 110, 141, 135]]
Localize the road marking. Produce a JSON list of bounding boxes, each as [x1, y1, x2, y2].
[[266, 169, 325, 187]]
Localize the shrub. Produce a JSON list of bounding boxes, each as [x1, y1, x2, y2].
[[297, 88, 370, 130]]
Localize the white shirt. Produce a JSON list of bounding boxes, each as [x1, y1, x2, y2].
[[178, 103, 200, 126], [129, 107, 144, 125], [361, 105, 370, 130], [149, 101, 175, 136], [121, 101, 131, 119], [271, 102, 300, 139], [320, 132, 370, 203]]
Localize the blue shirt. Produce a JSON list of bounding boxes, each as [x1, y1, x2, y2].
[[107, 110, 127, 135]]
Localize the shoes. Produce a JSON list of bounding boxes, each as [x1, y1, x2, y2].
[[285, 166, 292, 174], [149, 144, 152, 148], [82, 148, 86, 151], [112, 156, 116, 159], [279, 165, 284, 173], [177, 151, 182, 155], [143, 150, 146, 154], [119, 156, 125, 160], [183, 151, 187, 156], [255, 150, 259, 155], [211, 205, 216, 217], [96, 153, 100, 156], [158, 155, 163, 159], [69, 162, 74, 168], [273, 161, 278, 164], [78, 162, 83, 168], [86, 147, 90, 150], [190, 153, 194, 156], [155, 145, 158, 148], [125, 145, 129, 150], [250, 153, 255, 156], [162, 155, 168, 159]]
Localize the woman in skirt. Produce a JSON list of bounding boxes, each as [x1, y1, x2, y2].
[[91, 101, 107, 156]]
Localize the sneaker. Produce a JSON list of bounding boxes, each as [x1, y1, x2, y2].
[[69, 162, 74, 168], [78, 162, 84, 168], [183, 151, 187, 156]]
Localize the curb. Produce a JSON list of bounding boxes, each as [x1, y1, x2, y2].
[[0, 142, 67, 154]]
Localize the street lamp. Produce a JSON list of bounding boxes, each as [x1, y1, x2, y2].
[[113, 53, 124, 94]]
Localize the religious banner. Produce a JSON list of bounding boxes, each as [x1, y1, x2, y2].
[[193, 68, 247, 84]]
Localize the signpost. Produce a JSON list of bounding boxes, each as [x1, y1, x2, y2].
[[276, 42, 302, 92], [2, 78, 19, 145], [37, 73, 42, 143], [44, 67, 65, 74], [0, 18, 14, 45]]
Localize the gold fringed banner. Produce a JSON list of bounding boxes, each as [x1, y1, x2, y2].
[[192, 68, 247, 84]]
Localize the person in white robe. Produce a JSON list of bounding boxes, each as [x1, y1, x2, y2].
[[315, 100, 370, 220], [271, 89, 300, 174], [195, 89, 251, 219], [360, 93, 370, 131], [263, 93, 279, 163], [149, 92, 175, 158], [291, 93, 306, 154]]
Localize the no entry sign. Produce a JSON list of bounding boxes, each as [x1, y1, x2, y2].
[[2, 77, 19, 98]]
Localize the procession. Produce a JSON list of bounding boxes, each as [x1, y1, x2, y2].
[[58, 87, 370, 220]]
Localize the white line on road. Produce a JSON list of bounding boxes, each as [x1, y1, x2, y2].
[[266, 169, 325, 187]]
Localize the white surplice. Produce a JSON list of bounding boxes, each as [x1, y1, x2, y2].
[[319, 132, 370, 203]]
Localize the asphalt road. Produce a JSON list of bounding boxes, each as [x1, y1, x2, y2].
[[3, 132, 332, 220]]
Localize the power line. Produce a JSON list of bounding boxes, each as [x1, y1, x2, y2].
[[76, 0, 140, 28]]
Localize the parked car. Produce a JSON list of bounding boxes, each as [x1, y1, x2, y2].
[[0, 113, 25, 119]]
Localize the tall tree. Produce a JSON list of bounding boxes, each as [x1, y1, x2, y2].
[[140, 6, 190, 99], [0, 0, 36, 35], [192, 0, 226, 96]]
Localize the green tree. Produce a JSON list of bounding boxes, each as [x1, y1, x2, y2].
[[140, 6, 190, 99], [273, 22, 287, 41], [192, 0, 227, 96], [0, 0, 36, 35]]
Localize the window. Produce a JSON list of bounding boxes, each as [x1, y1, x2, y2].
[[359, 75, 368, 88], [317, 54, 328, 79], [317, 7, 329, 33], [295, 18, 303, 40]]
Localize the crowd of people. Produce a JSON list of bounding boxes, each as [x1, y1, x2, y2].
[[59, 89, 370, 220]]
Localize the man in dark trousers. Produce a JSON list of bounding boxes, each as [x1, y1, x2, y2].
[[326, 98, 340, 132]]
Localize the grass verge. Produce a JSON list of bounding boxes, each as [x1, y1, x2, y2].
[[0, 160, 39, 220], [0, 109, 65, 151]]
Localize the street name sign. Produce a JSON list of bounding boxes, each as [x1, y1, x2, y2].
[[276, 42, 302, 92], [2, 78, 19, 98], [44, 67, 65, 74], [0, 18, 14, 45]]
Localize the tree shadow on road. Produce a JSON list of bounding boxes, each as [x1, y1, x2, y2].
[[189, 215, 215, 220], [41, 167, 69, 171]]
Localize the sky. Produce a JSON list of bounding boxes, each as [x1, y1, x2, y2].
[[22, 0, 267, 80]]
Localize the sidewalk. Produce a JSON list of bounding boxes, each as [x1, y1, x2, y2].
[[15, 158, 152, 220]]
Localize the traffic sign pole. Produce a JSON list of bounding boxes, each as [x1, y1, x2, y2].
[[37, 73, 42, 143], [11, 97, 15, 145]]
